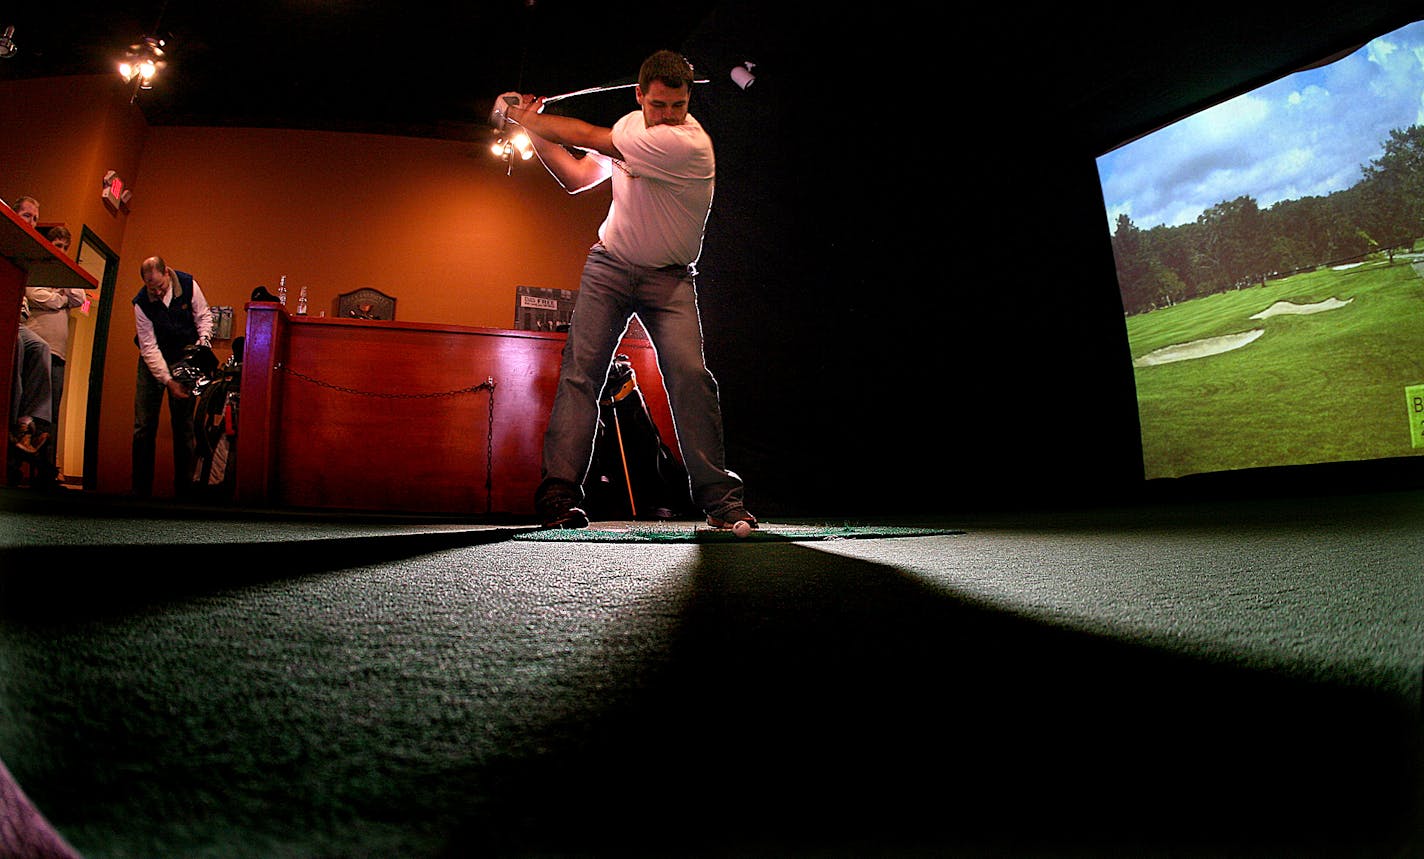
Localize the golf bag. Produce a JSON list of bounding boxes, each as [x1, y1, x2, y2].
[[188, 337, 242, 500], [583, 354, 692, 520]]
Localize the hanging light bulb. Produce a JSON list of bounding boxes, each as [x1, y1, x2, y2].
[[511, 132, 534, 160], [118, 35, 168, 101], [489, 131, 534, 174]]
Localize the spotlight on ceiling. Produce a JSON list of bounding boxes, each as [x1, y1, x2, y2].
[[730, 61, 756, 90], [0, 25, 17, 59], [118, 35, 168, 101]]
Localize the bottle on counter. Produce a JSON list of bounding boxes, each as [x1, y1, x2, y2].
[[277, 275, 288, 307], [297, 284, 309, 316]]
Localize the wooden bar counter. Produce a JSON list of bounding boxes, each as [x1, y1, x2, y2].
[[236, 303, 677, 517]]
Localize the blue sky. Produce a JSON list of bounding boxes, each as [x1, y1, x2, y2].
[[1097, 18, 1424, 233]]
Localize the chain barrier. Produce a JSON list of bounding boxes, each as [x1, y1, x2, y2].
[[276, 363, 497, 513]]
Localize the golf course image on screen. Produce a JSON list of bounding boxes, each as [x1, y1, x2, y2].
[[1124, 255, 1424, 479], [1097, 17, 1424, 480]]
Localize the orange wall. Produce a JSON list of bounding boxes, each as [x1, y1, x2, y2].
[[4, 75, 611, 498], [0, 75, 147, 256]]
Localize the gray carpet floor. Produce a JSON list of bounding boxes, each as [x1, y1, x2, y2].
[[1, 488, 1421, 857]]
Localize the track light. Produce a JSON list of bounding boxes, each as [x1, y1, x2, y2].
[[0, 25, 16, 59], [731, 61, 756, 90]]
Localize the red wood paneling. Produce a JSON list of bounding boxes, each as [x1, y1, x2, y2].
[[236, 304, 674, 516]]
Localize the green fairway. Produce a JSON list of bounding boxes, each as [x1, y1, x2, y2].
[[1126, 255, 1424, 479]]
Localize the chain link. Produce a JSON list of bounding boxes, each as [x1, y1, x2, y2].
[[486, 382, 495, 512], [277, 363, 497, 513], [277, 363, 495, 400]]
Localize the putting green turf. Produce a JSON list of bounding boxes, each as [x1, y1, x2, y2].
[[1127, 255, 1424, 478]]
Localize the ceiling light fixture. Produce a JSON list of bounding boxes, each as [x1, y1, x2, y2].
[[491, 131, 535, 174], [118, 1, 172, 103], [118, 35, 168, 102], [0, 25, 17, 59]]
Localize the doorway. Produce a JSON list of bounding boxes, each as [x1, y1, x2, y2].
[[66, 227, 118, 490]]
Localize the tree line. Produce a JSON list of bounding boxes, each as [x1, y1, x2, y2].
[[1111, 124, 1424, 315]]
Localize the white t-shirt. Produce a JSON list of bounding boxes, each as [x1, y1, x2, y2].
[[598, 111, 715, 268]]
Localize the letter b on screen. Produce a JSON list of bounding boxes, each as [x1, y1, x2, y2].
[[1407, 385, 1424, 448]]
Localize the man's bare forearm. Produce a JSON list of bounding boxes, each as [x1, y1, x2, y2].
[[528, 133, 612, 193]]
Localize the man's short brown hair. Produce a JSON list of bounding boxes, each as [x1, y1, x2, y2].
[[639, 50, 695, 92]]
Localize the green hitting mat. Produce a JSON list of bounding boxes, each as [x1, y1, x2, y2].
[[511, 522, 965, 543]]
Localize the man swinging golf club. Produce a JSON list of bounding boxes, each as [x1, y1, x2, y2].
[[492, 49, 755, 533]]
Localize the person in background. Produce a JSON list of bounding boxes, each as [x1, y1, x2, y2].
[[24, 225, 85, 490], [44, 224, 71, 250], [9, 195, 39, 228], [6, 196, 53, 483], [132, 255, 213, 498], [11, 297, 53, 477]]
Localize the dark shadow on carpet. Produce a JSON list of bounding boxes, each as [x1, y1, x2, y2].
[[435, 542, 1423, 857], [0, 530, 521, 623], [2, 526, 1419, 857]]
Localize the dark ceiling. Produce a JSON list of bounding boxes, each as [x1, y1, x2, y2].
[[0, 0, 725, 139], [0, 2, 1418, 154]]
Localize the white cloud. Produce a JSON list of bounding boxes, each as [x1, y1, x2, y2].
[[1098, 19, 1424, 232]]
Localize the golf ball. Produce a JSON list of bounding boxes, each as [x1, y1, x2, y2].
[[732, 520, 752, 538]]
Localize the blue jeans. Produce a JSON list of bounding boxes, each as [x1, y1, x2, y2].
[[541, 245, 744, 515], [34, 354, 64, 481], [132, 358, 196, 497], [11, 326, 51, 427]]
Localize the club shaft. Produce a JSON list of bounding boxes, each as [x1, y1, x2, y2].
[[542, 83, 636, 105], [541, 79, 710, 105]]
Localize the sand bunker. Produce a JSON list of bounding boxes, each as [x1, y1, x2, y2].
[[1134, 329, 1265, 367], [1134, 295, 1353, 368], [1249, 296, 1353, 319]]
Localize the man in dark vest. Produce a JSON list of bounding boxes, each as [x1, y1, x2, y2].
[[132, 255, 213, 497]]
